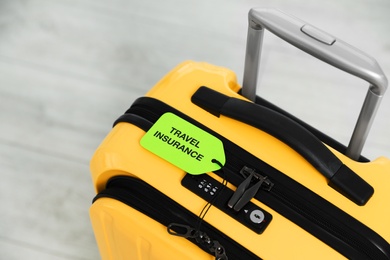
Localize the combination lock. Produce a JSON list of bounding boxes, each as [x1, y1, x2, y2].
[[182, 174, 272, 234]]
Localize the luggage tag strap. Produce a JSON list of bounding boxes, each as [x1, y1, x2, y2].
[[168, 159, 229, 260]]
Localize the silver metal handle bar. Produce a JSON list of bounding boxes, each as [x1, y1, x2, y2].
[[242, 8, 388, 160]]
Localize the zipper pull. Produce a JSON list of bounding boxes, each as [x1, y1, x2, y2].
[[167, 223, 198, 238], [228, 166, 273, 212], [167, 223, 228, 260]]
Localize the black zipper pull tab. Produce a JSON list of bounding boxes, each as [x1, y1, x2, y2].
[[233, 177, 264, 211], [167, 223, 198, 238], [168, 223, 228, 260], [228, 166, 273, 212], [227, 170, 254, 209]]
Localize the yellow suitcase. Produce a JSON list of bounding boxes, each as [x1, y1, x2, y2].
[[90, 8, 390, 259]]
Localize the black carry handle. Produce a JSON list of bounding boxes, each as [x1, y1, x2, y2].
[[192, 86, 374, 205]]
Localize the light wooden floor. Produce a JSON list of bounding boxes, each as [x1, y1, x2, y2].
[[1, 0, 389, 259]]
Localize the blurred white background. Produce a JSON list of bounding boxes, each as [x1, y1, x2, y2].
[[0, 0, 389, 259]]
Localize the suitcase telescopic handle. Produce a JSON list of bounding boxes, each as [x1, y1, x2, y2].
[[242, 8, 388, 160]]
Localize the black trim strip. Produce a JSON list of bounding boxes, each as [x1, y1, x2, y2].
[[114, 113, 152, 131]]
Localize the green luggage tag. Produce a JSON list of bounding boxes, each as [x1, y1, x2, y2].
[[140, 112, 225, 174]]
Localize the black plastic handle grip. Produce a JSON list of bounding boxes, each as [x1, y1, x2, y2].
[[192, 86, 373, 205]]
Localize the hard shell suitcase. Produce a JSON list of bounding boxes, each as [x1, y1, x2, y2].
[[89, 8, 390, 259]]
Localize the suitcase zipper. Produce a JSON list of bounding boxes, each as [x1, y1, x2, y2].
[[93, 176, 260, 260], [114, 97, 390, 260]]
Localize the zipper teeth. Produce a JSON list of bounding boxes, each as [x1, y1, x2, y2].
[[270, 187, 377, 258]]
